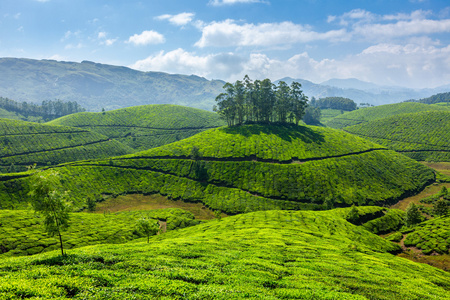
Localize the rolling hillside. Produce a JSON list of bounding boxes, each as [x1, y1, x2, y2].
[[0, 208, 448, 299], [48, 105, 226, 151], [326, 102, 449, 129], [0, 118, 133, 172], [0, 124, 435, 212], [0, 208, 199, 257], [0, 58, 225, 111], [344, 111, 450, 162]]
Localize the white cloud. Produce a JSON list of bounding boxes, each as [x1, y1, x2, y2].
[[129, 48, 244, 79], [104, 39, 117, 46], [64, 43, 83, 50], [98, 32, 107, 39], [126, 30, 165, 46], [156, 13, 194, 26], [209, 0, 268, 6], [129, 42, 450, 89], [195, 20, 348, 48]]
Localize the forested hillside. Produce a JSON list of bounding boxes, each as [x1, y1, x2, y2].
[[48, 105, 226, 151], [0, 119, 133, 172], [344, 111, 450, 162], [326, 102, 449, 129], [0, 124, 434, 212], [0, 58, 224, 111]]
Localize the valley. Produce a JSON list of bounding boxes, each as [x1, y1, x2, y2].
[[0, 89, 449, 299]]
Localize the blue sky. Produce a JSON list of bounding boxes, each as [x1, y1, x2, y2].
[[1, 0, 450, 88]]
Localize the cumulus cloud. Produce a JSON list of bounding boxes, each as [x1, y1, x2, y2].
[[328, 9, 450, 41], [129, 48, 244, 79], [156, 13, 195, 26], [126, 30, 165, 46], [129, 42, 450, 89], [209, 0, 268, 6], [195, 20, 347, 48]]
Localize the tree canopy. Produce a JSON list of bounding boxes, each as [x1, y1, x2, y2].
[[214, 76, 308, 126], [311, 97, 357, 111]]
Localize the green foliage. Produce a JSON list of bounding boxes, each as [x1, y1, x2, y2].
[[28, 171, 71, 256], [362, 209, 405, 234], [326, 102, 449, 129], [303, 106, 321, 125], [86, 197, 96, 212], [0, 96, 85, 121], [0, 210, 448, 299], [415, 91, 450, 105], [215, 77, 307, 125], [0, 208, 199, 257], [405, 203, 423, 227], [385, 231, 403, 243], [0, 124, 435, 214], [135, 218, 159, 243], [48, 104, 226, 151], [0, 118, 133, 172], [344, 111, 450, 162], [433, 199, 449, 217], [313, 97, 357, 111], [402, 215, 450, 254], [346, 205, 360, 224]]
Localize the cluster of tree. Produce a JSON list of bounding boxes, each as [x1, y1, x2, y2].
[[214, 76, 308, 126], [405, 92, 450, 105], [359, 103, 374, 108], [309, 97, 357, 111], [0, 97, 85, 120]]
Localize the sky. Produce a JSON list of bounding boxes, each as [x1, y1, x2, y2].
[[1, 0, 450, 89]]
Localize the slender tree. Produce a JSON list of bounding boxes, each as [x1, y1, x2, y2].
[[28, 170, 71, 256], [136, 218, 159, 243]]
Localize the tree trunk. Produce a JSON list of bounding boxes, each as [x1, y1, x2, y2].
[[58, 231, 64, 256]]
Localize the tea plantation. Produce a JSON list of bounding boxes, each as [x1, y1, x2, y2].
[[326, 102, 448, 129], [0, 208, 199, 257], [0, 124, 435, 213], [344, 111, 450, 162], [48, 104, 226, 151], [0, 118, 133, 172], [0, 209, 448, 299]]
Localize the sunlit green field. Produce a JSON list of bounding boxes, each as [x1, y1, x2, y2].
[[0, 209, 448, 299]]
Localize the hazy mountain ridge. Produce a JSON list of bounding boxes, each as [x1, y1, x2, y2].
[[0, 58, 449, 112], [279, 77, 450, 105], [0, 58, 225, 112]]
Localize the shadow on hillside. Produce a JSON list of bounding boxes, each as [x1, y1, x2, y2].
[[221, 123, 325, 144]]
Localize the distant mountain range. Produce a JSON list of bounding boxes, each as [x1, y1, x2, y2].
[[278, 77, 450, 106], [0, 58, 449, 111]]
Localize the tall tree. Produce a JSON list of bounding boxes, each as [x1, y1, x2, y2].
[[28, 171, 71, 256], [290, 81, 308, 125]]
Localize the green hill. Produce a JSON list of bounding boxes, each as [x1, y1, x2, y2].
[[0, 208, 199, 257], [326, 102, 449, 129], [344, 111, 450, 162], [48, 105, 226, 151], [387, 215, 450, 255], [0, 208, 448, 299], [0, 124, 435, 213], [0, 118, 134, 172]]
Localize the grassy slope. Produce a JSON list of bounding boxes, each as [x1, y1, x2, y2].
[[0, 118, 134, 172], [344, 111, 450, 162], [48, 104, 226, 151], [0, 208, 199, 257], [319, 108, 345, 123], [326, 102, 449, 129], [0, 124, 435, 213], [0, 209, 448, 299]]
